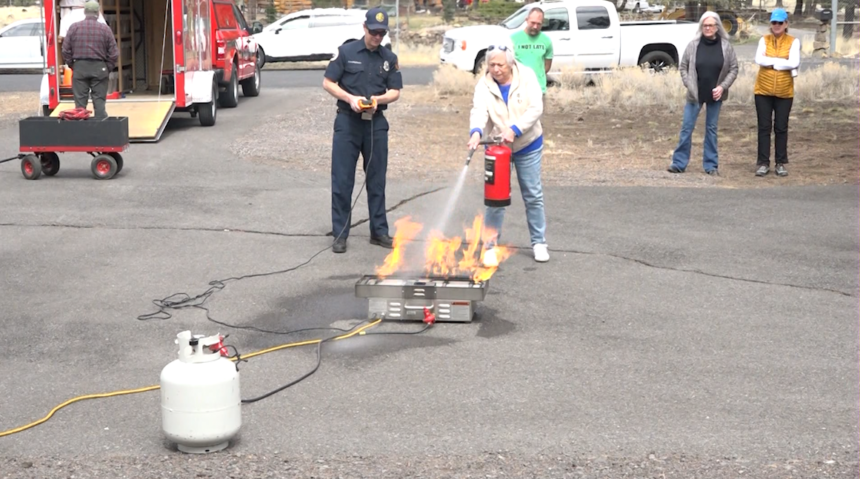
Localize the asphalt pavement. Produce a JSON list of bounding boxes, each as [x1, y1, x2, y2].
[[0, 80, 857, 477]]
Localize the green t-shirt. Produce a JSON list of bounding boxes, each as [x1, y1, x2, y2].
[[511, 30, 553, 92]]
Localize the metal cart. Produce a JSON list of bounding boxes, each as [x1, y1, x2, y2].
[[15, 116, 130, 180]]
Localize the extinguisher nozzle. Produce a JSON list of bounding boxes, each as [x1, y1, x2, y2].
[[466, 148, 476, 166]]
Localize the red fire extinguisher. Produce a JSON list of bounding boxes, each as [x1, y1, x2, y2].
[[484, 143, 511, 207]]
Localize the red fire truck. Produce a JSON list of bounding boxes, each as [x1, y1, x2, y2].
[[41, 0, 262, 142]]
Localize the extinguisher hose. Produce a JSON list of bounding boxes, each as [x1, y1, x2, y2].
[[0, 318, 385, 438]]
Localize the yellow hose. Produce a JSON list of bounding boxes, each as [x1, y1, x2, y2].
[[0, 319, 381, 438]]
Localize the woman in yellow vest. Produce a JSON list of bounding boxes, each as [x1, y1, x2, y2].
[[754, 8, 800, 177]]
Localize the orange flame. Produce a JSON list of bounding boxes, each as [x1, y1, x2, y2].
[[375, 216, 423, 278], [376, 214, 512, 282]]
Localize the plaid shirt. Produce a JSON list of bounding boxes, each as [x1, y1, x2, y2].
[[62, 17, 119, 71]]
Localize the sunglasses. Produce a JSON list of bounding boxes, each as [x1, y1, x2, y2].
[[368, 29, 386, 37], [702, 23, 718, 28], [487, 45, 509, 52], [771, 21, 785, 25]]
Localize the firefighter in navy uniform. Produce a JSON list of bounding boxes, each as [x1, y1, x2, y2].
[[323, 7, 403, 254]]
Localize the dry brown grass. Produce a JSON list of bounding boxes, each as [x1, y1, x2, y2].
[[263, 42, 442, 70], [0, 6, 41, 29], [390, 61, 859, 188], [0, 92, 41, 122], [431, 61, 860, 113], [396, 43, 441, 66], [802, 34, 860, 58]]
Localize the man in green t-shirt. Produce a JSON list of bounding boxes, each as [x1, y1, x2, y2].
[[511, 8, 553, 93]]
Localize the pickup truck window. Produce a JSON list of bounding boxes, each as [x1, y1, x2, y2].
[[575, 6, 610, 30], [500, 9, 528, 29], [215, 3, 238, 29], [232, 4, 248, 30], [543, 8, 570, 32], [281, 16, 310, 30], [311, 15, 356, 28]]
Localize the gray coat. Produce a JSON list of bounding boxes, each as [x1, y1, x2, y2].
[[679, 36, 739, 104]]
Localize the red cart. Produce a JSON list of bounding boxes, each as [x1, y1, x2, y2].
[[16, 116, 129, 181]]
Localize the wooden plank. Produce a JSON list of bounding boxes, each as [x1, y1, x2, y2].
[[50, 101, 175, 141], [145, 0, 173, 90]]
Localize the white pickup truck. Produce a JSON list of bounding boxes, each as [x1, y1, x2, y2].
[[440, 0, 698, 78]]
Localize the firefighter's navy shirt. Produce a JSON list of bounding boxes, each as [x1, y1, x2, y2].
[[324, 39, 403, 112]]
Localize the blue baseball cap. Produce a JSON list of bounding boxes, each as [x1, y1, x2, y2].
[[365, 7, 389, 31], [770, 8, 788, 22]]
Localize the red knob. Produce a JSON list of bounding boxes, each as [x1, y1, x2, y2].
[[423, 307, 436, 325]]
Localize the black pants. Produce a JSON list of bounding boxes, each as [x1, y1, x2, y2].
[[755, 94, 793, 166], [72, 60, 109, 119], [331, 110, 389, 241]]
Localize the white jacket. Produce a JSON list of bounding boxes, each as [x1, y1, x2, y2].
[[469, 61, 543, 153]]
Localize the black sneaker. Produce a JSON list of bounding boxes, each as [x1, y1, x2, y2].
[[775, 164, 788, 176], [333, 238, 347, 254], [667, 165, 684, 173], [707, 169, 719, 176], [755, 165, 769, 176], [370, 235, 394, 249]]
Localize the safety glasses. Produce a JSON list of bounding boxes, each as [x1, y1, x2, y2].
[[487, 45, 509, 52]]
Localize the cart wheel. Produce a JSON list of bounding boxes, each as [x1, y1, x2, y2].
[[108, 152, 123, 174], [40, 152, 60, 176], [21, 154, 41, 180], [91, 154, 118, 180]]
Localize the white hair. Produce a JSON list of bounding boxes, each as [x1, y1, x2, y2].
[[486, 46, 515, 67], [696, 11, 728, 40]]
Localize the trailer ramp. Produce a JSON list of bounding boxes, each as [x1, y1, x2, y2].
[[51, 100, 175, 142]]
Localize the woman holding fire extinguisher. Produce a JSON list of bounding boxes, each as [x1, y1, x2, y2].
[[467, 44, 548, 265]]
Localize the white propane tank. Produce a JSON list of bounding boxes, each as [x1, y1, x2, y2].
[[160, 331, 241, 454]]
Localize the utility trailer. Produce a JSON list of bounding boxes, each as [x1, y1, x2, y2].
[[41, 0, 260, 142]]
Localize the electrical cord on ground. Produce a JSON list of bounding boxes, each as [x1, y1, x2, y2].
[[137, 112, 376, 335], [0, 318, 384, 438], [365, 324, 432, 335]]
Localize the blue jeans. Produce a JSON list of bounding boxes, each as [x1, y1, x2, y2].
[[483, 146, 546, 247], [671, 100, 722, 172]]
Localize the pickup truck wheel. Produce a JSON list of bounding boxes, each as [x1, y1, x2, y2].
[[198, 82, 217, 127], [639, 51, 674, 72], [219, 64, 239, 108], [241, 66, 261, 97], [472, 51, 486, 75], [257, 47, 266, 68]]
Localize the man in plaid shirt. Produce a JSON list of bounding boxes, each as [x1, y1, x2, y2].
[[62, 1, 118, 119]]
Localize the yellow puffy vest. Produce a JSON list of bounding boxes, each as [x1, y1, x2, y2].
[[754, 33, 796, 98]]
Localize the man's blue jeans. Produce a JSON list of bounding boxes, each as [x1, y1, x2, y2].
[[671, 100, 722, 173], [483, 146, 546, 247]]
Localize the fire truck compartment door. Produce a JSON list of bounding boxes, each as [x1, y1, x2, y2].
[[50, 100, 175, 142]]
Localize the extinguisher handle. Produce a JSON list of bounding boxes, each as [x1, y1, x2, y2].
[[479, 136, 503, 145]]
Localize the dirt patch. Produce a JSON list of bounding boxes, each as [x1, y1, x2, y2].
[[231, 84, 859, 189], [387, 89, 860, 188], [0, 92, 41, 128]]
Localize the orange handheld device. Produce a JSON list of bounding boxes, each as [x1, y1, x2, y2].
[[358, 97, 377, 110]]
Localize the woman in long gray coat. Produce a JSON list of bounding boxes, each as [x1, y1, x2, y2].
[[667, 11, 739, 176]]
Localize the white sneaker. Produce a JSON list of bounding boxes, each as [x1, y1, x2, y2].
[[533, 244, 549, 263], [482, 248, 499, 267]]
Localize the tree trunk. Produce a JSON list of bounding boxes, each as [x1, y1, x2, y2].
[[793, 0, 803, 16], [775, 0, 783, 7], [844, 1, 857, 39]]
